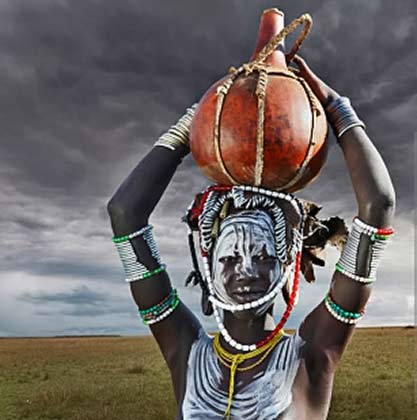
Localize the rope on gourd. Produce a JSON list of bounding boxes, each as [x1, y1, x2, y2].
[[213, 13, 321, 190]]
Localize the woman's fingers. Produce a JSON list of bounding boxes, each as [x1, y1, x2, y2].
[[292, 55, 339, 106], [293, 55, 317, 83], [292, 54, 305, 67]]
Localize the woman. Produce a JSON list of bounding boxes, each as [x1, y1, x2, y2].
[[107, 56, 395, 419]]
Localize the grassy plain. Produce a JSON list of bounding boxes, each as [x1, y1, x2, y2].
[[0, 327, 415, 420]]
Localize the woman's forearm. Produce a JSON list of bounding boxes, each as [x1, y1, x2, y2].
[[108, 104, 196, 235], [107, 145, 188, 235], [338, 127, 396, 226]]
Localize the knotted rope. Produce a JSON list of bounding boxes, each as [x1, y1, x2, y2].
[[213, 12, 320, 190]]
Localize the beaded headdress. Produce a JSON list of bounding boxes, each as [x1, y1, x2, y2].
[[184, 184, 307, 351], [184, 184, 349, 350]]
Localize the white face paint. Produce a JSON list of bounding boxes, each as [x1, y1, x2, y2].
[[211, 210, 282, 316]]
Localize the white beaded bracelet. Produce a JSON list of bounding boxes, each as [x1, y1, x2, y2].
[[324, 297, 363, 324], [113, 225, 165, 282], [336, 217, 393, 283]]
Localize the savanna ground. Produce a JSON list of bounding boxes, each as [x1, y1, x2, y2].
[[0, 327, 415, 420]]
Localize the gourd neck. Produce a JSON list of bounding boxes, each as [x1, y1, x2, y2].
[[250, 8, 287, 68]]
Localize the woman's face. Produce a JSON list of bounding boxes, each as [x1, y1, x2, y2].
[[214, 222, 281, 306]]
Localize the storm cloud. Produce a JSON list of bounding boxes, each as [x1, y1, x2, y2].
[[0, 0, 415, 337]]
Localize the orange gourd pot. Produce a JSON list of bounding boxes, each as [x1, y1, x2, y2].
[[190, 9, 328, 192]]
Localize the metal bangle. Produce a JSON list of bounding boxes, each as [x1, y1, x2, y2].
[[154, 104, 197, 151], [325, 96, 365, 139]]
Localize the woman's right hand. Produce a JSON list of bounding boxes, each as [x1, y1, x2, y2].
[[292, 55, 340, 108]]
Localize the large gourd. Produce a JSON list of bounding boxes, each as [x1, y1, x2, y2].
[[190, 9, 328, 192]]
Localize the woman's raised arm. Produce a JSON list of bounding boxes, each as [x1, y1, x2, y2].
[[107, 105, 202, 378], [293, 56, 396, 383]]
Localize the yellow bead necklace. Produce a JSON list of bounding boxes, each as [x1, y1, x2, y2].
[[213, 329, 285, 419]]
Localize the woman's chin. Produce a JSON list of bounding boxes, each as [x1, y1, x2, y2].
[[229, 307, 269, 321]]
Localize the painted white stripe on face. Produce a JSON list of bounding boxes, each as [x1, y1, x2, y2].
[[212, 210, 283, 316]]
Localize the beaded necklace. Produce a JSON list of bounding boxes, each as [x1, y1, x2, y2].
[[213, 329, 285, 419], [210, 250, 301, 351]]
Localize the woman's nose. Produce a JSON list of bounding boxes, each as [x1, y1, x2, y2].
[[237, 257, 257, 279]]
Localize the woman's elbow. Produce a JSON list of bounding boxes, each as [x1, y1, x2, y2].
[[107, 196, 129, 228], [375, 182, 396, 215], [107, 196, 123, 218], [381, 190, 396, 213], [362, 189, 396, 225], [107, 196, 148, 234]]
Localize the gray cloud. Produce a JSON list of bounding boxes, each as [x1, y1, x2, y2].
[[9, 260, 121, 281], [20, 284, 107, 305], [0, 0, 414, 337]]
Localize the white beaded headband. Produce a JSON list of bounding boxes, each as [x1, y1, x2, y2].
[[198, 186, 303, 262]]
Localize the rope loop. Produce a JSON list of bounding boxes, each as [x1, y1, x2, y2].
[[254, 13, 313, 65], [212, 13, 316, 190]]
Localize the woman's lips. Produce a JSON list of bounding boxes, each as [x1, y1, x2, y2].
[[230, 287, 267, 303]]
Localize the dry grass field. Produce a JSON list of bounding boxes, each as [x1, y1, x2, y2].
[[0, 327, 415, 420]]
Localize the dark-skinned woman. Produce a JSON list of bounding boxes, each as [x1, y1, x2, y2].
[[107, 55, 395, 419]]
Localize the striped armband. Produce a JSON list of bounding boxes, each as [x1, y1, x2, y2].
[[139, 288, 180, 325], [112, 225, 166, 282], [336, 217, 394, 283], [154, 104, 197, 151]]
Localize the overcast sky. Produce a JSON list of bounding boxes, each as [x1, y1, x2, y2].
[[0, 0, 415, 337]]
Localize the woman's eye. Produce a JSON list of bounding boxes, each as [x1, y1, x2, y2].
[[254, 255, 276, 261], [219, 255, 240, 263]]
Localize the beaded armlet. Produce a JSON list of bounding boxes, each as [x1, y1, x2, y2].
[[112, 225, 166, 282], [336, 217, 394, 283], [326, 218, 393, 324]]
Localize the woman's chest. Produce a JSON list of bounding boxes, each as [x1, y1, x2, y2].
[[179, 371, 303, 420], [180, 334, 304, 419]]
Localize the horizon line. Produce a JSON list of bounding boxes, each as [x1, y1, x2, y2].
[[1, 324, 415, 340]]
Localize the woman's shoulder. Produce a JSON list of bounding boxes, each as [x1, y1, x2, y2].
[[187, 329, 215, 358], [267, 329, 306, 371]]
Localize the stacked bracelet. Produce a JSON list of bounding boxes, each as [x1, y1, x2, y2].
[[354, 217, 394, 240], [154, 104, 197, 151], [139, 288, 180, 325], [335, 263, 373, 284], [336, 217, 394, 283], [325, 96, 365, 139], [112, 225, 165, 282], [324, 293, 364, 324]]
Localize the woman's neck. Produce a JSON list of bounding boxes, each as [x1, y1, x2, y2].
[[221, 311, 272, 352]]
